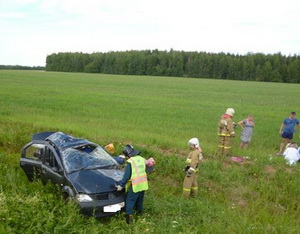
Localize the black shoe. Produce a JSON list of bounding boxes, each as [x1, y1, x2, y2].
[[136, 210, 143, 216], [126, 214, 133, 224]]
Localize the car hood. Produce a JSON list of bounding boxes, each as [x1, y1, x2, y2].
[[67, 169, 124, 194]]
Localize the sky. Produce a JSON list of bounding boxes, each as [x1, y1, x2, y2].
[[1, 0, 300, 66]]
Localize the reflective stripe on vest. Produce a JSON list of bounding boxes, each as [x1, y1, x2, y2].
[[218, 133, 231, 136], [128, 156, 148, 193], [186, 158, 192, 164], [183, 188, 191, 192]]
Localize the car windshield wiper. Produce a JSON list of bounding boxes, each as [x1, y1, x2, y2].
[[68, 165, 89, 174]]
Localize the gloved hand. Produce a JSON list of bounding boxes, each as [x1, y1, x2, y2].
[[116, 185, 123, 191], [187, 168, 194, 173], [186, 168, 194, 177], [182, 166, 190, 172]]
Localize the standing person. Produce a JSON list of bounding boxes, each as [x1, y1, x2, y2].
[[218, 108, 235, 156], [238, 115, 255, 149], [277, 112, 299, 155], [183, 138, 203, 198], [116, 145, 148, 224]]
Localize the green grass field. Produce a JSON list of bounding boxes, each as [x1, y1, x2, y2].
[[1, 70, 300, 233]]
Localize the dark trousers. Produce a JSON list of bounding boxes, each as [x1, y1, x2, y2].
[[125, 186, 145, 215]]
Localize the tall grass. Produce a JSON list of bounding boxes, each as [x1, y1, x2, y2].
[[1, 70, 299, 152], [1, 70, 300, 233]]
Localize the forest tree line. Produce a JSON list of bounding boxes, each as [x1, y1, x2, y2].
[[0, 65, 45, 70], [46, 50, 300, 83]]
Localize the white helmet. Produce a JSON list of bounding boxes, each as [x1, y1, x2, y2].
[[188, 138, 199, 148], [225, 108, 235, 116]]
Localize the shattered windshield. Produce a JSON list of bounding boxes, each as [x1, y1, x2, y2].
[[62, 146, 118, 173]]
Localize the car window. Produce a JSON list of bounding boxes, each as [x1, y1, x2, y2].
[[62, 146, 117, 173], [25, 144, 44, 161], [44, 147, 60, 170]]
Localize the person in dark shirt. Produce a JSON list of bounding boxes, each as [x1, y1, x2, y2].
[[277, 112, 299, 155], [116, 145, 148, 224]]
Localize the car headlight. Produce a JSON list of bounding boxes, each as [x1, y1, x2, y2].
[[76, 194, 93, 202]]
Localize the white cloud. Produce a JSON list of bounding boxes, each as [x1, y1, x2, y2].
[[0, 12, 26, 18], [0, 0, 300, 66]]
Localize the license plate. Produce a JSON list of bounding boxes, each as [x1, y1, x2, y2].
[[103, 202, 125, 213]]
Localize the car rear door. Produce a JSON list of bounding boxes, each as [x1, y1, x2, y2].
[[41, 144, 64, 185], [20, 143, 44, 181]]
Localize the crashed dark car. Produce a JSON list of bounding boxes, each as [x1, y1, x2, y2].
[[20, 132, 125, 217]]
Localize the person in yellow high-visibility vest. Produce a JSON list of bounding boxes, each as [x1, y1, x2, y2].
[[116, 145, 148, 224], [218, 108, 235, 156], [183, 138, 203, 198]]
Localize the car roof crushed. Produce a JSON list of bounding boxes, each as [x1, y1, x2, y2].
[[32, 132, 97, 151]]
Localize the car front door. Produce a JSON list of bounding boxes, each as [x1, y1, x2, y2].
[[20, 143, 44, 181], [41, 144, 63, 185]]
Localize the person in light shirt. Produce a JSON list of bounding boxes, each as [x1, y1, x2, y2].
[[283, 142, 300, 165]]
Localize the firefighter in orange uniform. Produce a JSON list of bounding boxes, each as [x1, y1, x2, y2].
[[183, 138, 203, 198], [218, 108, 235, 156]]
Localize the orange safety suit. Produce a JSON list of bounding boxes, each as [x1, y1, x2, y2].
[[183, 148, 200, 198], [218, 114, 235, 156]]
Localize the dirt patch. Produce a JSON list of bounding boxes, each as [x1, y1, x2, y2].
[[142, 144, 188, 158], [231, 186, 248, 196], [264, 165, 277, 174], [201, 180, 224, 193], [155, 148, 175, 157], [230, 186, 249, 208], [285, 167, 294, 173], [249, 191, 260, 198], [242, 159, 256, 166], [158, 175, 182, 188], [223, 161, 232, 168], [237, 199, 248, 207], [222, 156, 256, 168]]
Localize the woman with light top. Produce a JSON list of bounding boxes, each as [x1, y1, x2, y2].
[[238, 115, 255, 149]]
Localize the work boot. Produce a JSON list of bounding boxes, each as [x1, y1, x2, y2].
[[126, 214, 133, 224], [136, 210, 143, 216]]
